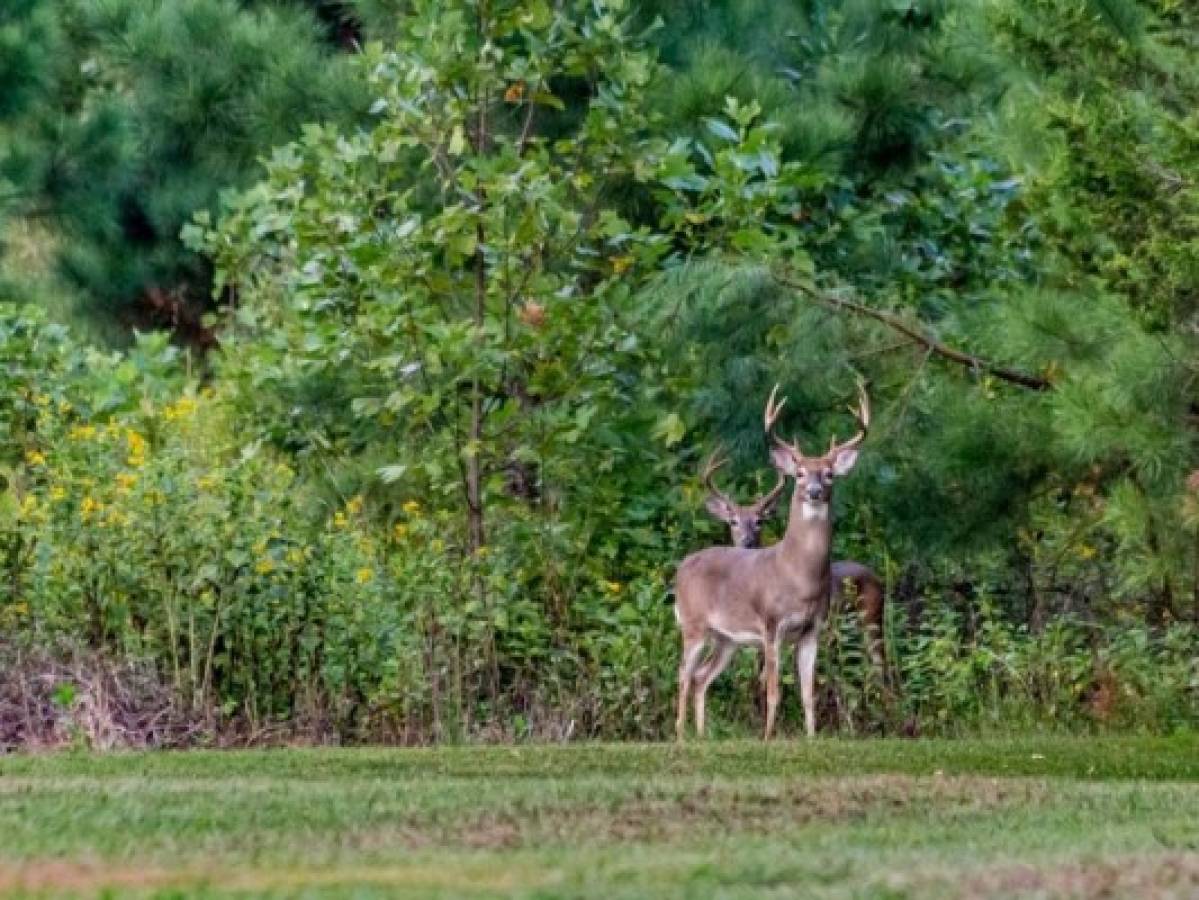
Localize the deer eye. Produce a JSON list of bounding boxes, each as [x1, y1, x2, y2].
[[797, 467, 807, 478], [822, 468, 833, 482]]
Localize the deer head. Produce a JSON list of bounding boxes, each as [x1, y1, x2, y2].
[[764, 381, 869, 512], [700, 448, 786, 549]]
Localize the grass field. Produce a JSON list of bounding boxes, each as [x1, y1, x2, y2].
[[1, 735, 1198, 898]]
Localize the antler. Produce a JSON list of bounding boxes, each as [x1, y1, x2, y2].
[[753, 469, 787, 514], [764, 384, 790, 448], [829, 380, 870, 457], [700, 447, 733, 505]]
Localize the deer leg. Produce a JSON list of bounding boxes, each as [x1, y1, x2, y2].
[[675, 638, 705, 741], [693, 637, 735, 738], [753, 653, 767, 720], [859, 587, 887, 675], [797, 626, 820, 738], [762, 635, 781, 741]]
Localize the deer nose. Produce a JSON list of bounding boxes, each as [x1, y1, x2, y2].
[[806, 483, 824, 501]]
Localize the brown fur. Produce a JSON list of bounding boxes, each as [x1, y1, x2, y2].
[[705, 491, 887, 672]]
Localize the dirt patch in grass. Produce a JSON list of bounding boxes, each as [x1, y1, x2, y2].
[[350, 774, 1048, 851], [0, 860, 190, 894], [0, 859, 554, 895], [901, 852, 1199, 899]]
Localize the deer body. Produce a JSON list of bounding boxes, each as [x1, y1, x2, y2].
[[678, 499, 832, 646], [675, 385, 869, 741], [676, 482, 834, 738], [827, 562, 886, 668], [701, 457, 887, 671]]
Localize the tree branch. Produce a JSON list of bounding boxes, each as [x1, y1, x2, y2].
[[771, 269, 1052, 391], [516, 88, 537, 157]]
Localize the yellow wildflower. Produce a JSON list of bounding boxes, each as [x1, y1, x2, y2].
[[286, 548, 305, 566], [197, 474, 218, 491], [1077, 544, 1098, 560], [402, 499, 422, 516], [392, 522, 409, 541], [604, 580, 623, 594], [255, 558, 276, 576], [69, 424, 97, 441], [24, 449, 46, 466], [332, 511, 348, 530], [162, 396, 197, 421], [80, 495, 102, 521], [611, 254, 635, 275], [33, 393, 50, 407], [115, 472, 138, 492], [58, 399, 72, 414], [50, 485, 66, 502], [125, 429, 147, 467], [355, 567, 374, 584], [345, 495, 365, 516], [19, 495, 38, 516]]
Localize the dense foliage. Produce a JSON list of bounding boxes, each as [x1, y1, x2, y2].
[[0, 0, 1195, 745]]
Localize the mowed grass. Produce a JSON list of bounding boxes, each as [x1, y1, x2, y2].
[[1, 736, 1198, 898]]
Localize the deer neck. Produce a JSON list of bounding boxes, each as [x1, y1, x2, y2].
[[781, 487, 832, 575]]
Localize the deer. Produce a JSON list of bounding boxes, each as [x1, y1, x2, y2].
[[674, 383, 869, 741], [700, 450, 887, 674]]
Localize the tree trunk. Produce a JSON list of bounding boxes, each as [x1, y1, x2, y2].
[[1130, 473, 1174, 627], [466, 6, 489, 554], [1192, 532, 1199, 625]]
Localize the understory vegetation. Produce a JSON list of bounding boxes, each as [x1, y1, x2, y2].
[[1, 0, 1197, 747]]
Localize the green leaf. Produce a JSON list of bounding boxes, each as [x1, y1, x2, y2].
[[704, 118, 738, 142], [377, 464, 408, 484], [652, 412, 686, 447]]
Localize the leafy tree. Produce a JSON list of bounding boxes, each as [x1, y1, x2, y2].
[[200, 0, 689, 557]]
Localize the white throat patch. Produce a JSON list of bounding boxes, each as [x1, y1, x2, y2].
[[801, 501, 829, 521]]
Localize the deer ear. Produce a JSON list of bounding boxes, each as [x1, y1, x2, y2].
[[770, 444, 797, 476], [704, 495, 735, 523], [832, 446, 859, 477]]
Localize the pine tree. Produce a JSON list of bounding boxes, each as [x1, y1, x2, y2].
[[0, 0, 366, 341]]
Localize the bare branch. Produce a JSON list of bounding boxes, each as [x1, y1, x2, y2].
[[771, 269, 1052, 392], [516, 91, 537, 157]]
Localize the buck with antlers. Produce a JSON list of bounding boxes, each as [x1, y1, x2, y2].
[[700, 450, 887, 673], [674, 383, 869, 740]]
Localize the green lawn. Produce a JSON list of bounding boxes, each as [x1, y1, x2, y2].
[[1, 736, 1197, 898]]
